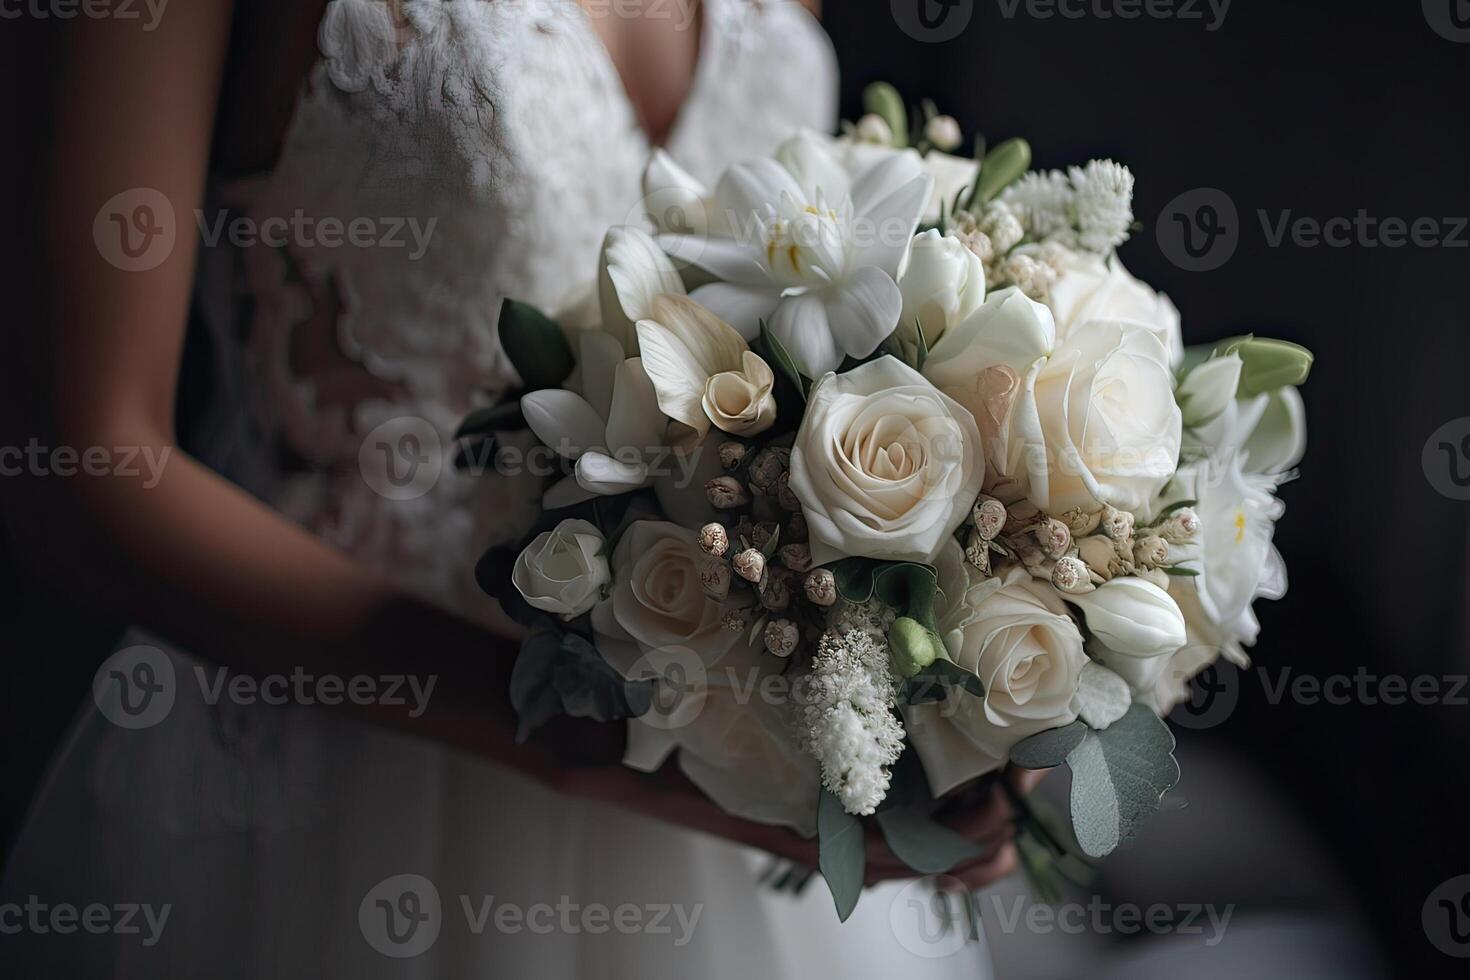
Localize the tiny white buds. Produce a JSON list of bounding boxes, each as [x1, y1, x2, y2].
[[700, 557, 732, 600], [855, 113, 893, 145], [924, 114, 962, 152], [803, 568, 837, 606], [1051, 556, 1095, 595], [1101, 505, 1135, 542], [706, 476, 750, 510], [1035, 517, 1072, 560], [1158, 508, 1200, 544], [733, 548, 766, 584], [971, 495, 1006, 541], [698, 522, 729, 557], [1133, 535, 1169, 569], [778, 543, 812, 572], [763, 619, 799, 658], [718, 441, 747, 470]]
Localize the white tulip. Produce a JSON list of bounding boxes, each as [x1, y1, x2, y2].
[[510, 519, 611, 617], [789, 356, 985, 564], [1177, 353, 1243, 427], [642, 149, 717, 236], [1068, 576, 1187, 659], [598, 225, 685, 354], [635, 294, 775, 442], [897, 229, 986, 347], [906, 551, 1087, 795], [1047, 252, 1184, 369], [924, 115, 963, 152]]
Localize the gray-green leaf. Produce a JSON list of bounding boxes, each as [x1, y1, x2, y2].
[[1065, 704, 1179, 858], [875, 806, 985, 875], [1009, 720, 1088, 770], [499, 299, 574, 390], [817, 790, 866, 921]]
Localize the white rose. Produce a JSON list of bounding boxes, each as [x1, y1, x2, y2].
[[623, 659, 820, 836], [919, 150, 980, 224], [906, 550, 1088, 795], [789, 356, 985, 564], [590, 521, 738, 678], [924, 287, 1182, 515], [898, 229, 987, 347], [1048, 252, 1184, 370], [511, 519, 611, 617]]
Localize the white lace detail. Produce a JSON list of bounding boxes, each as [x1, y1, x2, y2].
[[217, 0, 838, 618]]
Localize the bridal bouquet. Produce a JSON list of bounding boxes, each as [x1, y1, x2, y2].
[[465, 84, 1311, 920]]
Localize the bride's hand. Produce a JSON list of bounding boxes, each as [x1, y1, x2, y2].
[[538, 734, 1043, 894]]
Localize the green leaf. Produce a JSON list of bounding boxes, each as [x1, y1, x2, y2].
[[1065, 704, 1180, 858], [759, 320, 811, 400], [1009, 720, 1088, 770], [499, 299, 574, 390], [455, 401, 526, 439], [973, 137, 1032, 204], [1162, 565, 1199, 577], [862, 81, 908, 149], [902, 658, 984, 705], [1215, 335, 1314, 396], [872, 562, 939, 631], [817, 790, 866, 922], [875, 806, 985, 875], [829, 557, 881, 603], [913, 318, 929, 373]]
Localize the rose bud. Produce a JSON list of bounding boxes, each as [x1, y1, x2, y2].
[[1035, 517, 1072, 559], [764, 619, 799, 658], [733, 548, 766, 584], [971, 495, 1006, 541], [887, 617, 940, 678], [700, 557, 732, 600], [1050, 556, 1095, 595], [706, 476, 750, 510], [784, 512, 809, 543], [803, 568, 837, 606], [698, 522, 729, 557], [1158, 508, 1200, 544], [1101, 504, 1134, 542], [1132, 535, 1169, 568], [777, 543, 812, 573], [718, 441, 747, 470]]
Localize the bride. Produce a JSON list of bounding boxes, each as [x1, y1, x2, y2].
[[3, 1, 1028, 974]]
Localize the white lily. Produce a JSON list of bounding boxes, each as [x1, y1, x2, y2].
[[652, 131, 933, 375], [636, 294, 776, 442], [520, 332, 669, 508]]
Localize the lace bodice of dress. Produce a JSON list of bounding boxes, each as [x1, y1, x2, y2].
[[210, 0, 837, 615]]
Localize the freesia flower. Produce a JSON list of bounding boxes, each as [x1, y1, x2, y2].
[[635, 294, 776, 442], [598, 226, 685, 354], [652, 132, 933, 375]]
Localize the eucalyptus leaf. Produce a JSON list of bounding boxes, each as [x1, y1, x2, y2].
[[818, 790, 867, 921], [875, 806, 985, 875], [1066, 704, 1180, 858], [1075, 661, 1131, 731], [1162, 566, 1199, 577], [499, 298, 574, 390], [1009, 720, 1088, 770]]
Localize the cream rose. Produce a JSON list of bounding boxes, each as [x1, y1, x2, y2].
[[1048, 252, 1183, 369], [789, 356, 985, 564], [897, 229, 987, 347], [924, 287, 1182, 515], [906, 549, 1088, 795], [590, 521, 738, 679], [511, 519, 611, 618], [623, 654, 820, 836]]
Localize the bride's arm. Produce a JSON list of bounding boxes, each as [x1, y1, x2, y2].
[[9, 1, 548, 765]]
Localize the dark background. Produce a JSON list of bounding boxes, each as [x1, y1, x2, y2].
[[3, 1, 1468, 975]]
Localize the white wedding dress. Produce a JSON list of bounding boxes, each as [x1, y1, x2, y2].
[[3, 2, 995, 976]]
